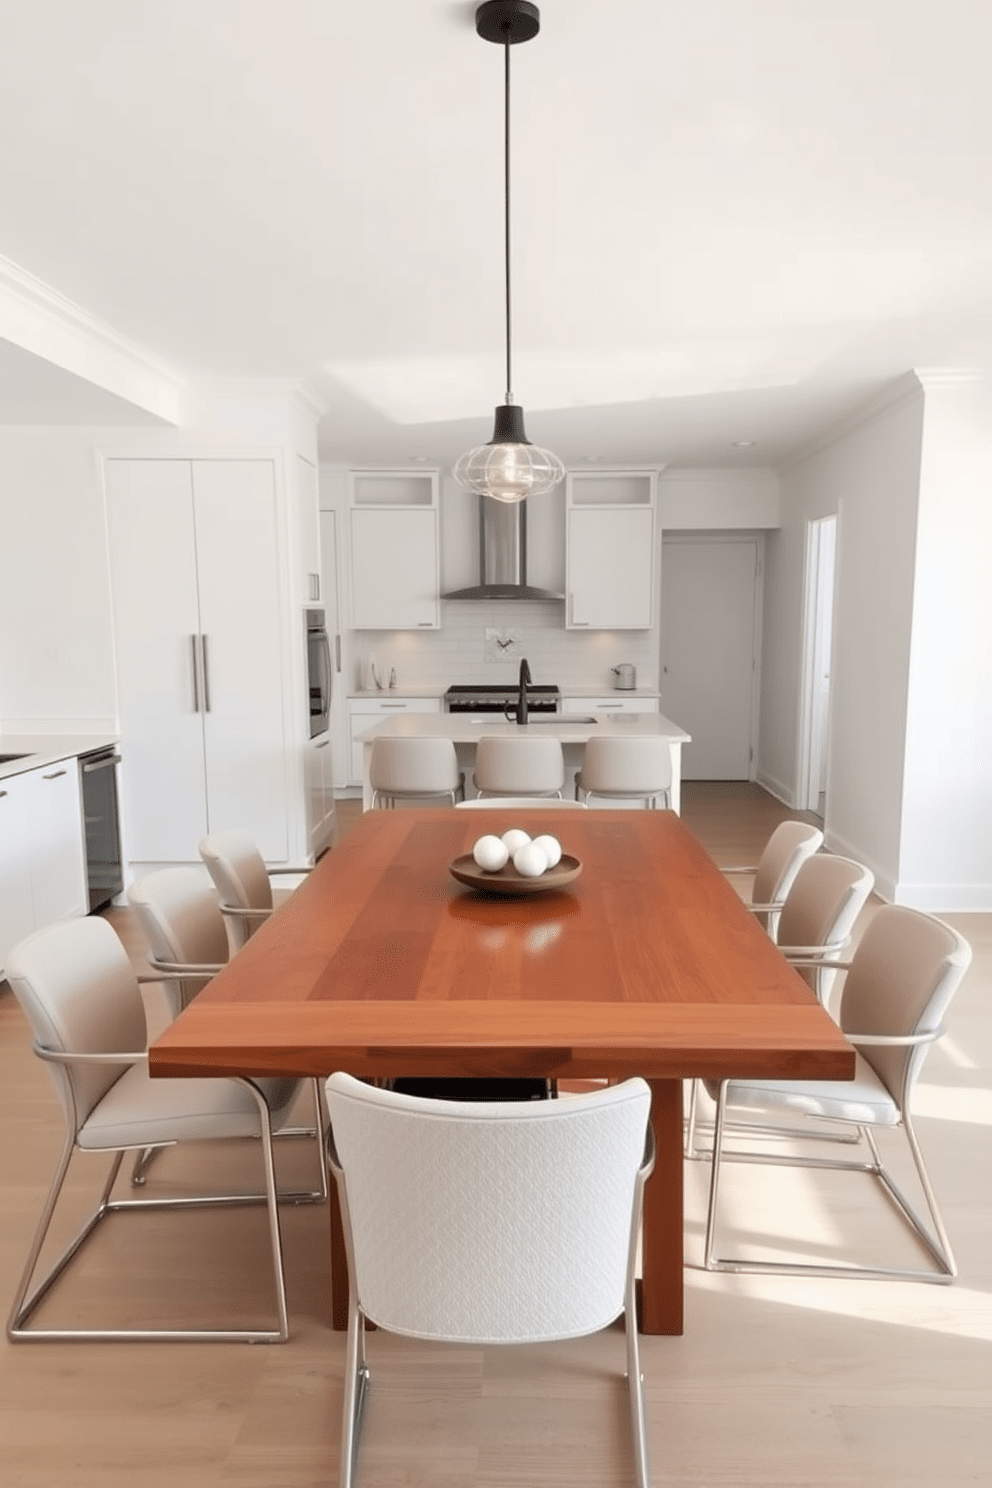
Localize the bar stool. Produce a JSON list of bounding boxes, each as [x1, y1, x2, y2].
[[575, 736, 673, 809], [472, 735, 565, 798], [369, 737, 465, 809]]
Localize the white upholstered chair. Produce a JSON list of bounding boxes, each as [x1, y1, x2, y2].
[[702, 905, 972, 1281], [199, 829, 312, 954], [472, 735, 565, 798], [575, 735, 673, 809], [721, 819, 824, 938], [5, 916, 326, 1341], [326, 1073, 654, 1488], [369, 736, 465, 809]]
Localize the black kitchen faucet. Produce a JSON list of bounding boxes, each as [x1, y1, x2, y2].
[[515, 657, 531, 725]]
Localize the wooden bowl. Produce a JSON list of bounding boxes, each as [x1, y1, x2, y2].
[[449, 853, 582, 897]]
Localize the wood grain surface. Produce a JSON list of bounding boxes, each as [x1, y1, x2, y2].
[[149, 807, 854, 1336]]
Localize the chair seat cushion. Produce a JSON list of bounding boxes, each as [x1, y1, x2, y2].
[[705, 1052, 900, 1128], [78, 1065, 301, 1150]]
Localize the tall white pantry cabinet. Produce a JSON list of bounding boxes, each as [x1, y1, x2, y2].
[[105, 458, 290, 867]]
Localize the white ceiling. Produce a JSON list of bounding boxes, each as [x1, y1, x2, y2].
[[2, 0, 991, 469]]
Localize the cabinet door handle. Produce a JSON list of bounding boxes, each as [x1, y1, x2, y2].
[[417, 621, 433, 627], [190, 634, 201, 712], [200, 634, 211, 712], [82, 754, 122, 773], [42, 769, 68, 780], [334, 634, 341, 673], [598, 702, 623, 709], [381, 702, 405, 708], [0, 789, 7, 798], [315, 738, 330, 750]]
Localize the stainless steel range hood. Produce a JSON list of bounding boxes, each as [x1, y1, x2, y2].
[[441, 496, 564, 602]]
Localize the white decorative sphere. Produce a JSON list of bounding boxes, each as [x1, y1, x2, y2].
[[472, 834, 510, 872], [514, 842, 549, 877], [531, 834, 562, 868], [501, 828, 531, 856]]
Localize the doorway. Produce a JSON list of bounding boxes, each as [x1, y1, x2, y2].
[[660, 536, 761, 780], [798, 515, 836, 817]]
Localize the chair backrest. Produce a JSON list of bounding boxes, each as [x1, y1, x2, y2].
[[579, 735, 673, 794], [751, 821, 824, 931], [473, 735, 565, 796], [128, 866, 229, 969], [456, 797, 587, 809], [6, 917, 146, 1133], [198, 830, 274, 914], [325, 1073, 652, 1344], [776, 853, 875, 1004], [369, 736, 461, 795], [838, 905, 972, 1105]]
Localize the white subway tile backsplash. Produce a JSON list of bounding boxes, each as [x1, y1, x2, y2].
[[353, 601, 658, 692]]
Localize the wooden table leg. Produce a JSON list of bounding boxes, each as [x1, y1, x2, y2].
[[329, 1173, 349, 1331], [641, 1078, 684, 1334]]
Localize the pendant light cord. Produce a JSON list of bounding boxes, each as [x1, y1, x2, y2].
[[504, 38, 513, 406]]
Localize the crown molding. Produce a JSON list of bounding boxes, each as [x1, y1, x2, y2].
[[0, 253, 185, 422], [780, 372, 925, 473]]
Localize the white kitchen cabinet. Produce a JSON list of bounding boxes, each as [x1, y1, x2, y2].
[[562, 695, 659, 715], [566, 472, 657, 630], [306, 734, 335, 857], [349, 470, 439, 630], [106, 459, 290, 865], [296, 454, 322, 603], [0, 761, 87, 974], [346, 696, 441, 785]]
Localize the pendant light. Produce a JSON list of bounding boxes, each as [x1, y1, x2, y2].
[[453, 0, 565, 504]]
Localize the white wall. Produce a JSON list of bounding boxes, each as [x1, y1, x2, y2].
[[898, 377, 992, 908], [763, 383, 925, 898]]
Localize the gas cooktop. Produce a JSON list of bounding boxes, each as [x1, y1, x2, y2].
[[445, 683, 560, 714]]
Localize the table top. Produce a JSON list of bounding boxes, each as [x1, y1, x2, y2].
[[149, 809, 853, 1086]]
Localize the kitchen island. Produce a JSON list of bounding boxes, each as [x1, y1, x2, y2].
[[355, 712, 691, 811]]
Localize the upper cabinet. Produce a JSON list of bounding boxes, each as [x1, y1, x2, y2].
[[565, 471, 657, 630], [349, 470, 440, 630]]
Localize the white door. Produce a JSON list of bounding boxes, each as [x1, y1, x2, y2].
[[106, 460, 210, 861], [192, 461, 289, 862], [660, 538, 759, 780]]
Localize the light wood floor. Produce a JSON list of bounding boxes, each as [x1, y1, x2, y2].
[[1, 784, 990, 1487]]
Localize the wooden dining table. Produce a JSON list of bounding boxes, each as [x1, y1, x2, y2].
[[148, 807, 854, 1335]]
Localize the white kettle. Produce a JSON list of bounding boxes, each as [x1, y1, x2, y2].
[[612, 664, 636, 690]]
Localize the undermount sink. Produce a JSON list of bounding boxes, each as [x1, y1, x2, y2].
[[525, 716, 598, 725], [0, 752, 30, 763]]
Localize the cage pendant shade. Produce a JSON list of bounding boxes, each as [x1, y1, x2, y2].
[[453, 2, 563, 504], [454, 405, 565, 503]]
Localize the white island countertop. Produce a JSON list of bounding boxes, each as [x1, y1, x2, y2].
[[354, 712, 689, 745], [355, 711, 691, 812]]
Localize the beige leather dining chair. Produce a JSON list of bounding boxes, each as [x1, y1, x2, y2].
[[199, 829, 312, 954], [721, 819, 824, 938], [574, 735, 673, 808], [369, 736, 465, 809], [5, 916, 326, 1342], [701, 905, 972, 1282], [128, 865, 323, 1173], [326, 1073, 655, 1488], [685, 851, 875, 1155], [472, 735, 565, 798]]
